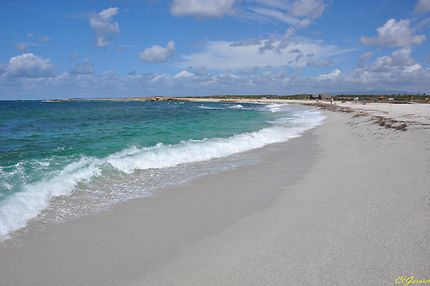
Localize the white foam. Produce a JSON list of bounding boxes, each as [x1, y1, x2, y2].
[[264, 103, 297, 113], [198, 104, 222, 110], [229, 104, 243, 109], [0, 107, 324, 240], [0, 157, 102, 239], [105, 112, 323, 173]]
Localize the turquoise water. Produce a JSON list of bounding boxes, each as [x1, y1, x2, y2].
[[1, 101, 268, 196], [0, 100, 324, 239]]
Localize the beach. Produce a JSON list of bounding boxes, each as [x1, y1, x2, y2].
[[3, 0, 430, 284], [0, 103, 429, 285]]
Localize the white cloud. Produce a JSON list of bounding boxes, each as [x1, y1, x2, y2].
[[170, 0, 238, 18], [370, 48, 418, 72], [169, 0, 326, 26], [404, 63, 423, 73], [174, 70, 195, 79], [248, 6, 305, 26], [6, 53, 54, 78], [3, 63, 430, 99], [308, 47, 429, 91], [139, 41, 176, 63], [415, 0, 430, 13], [180, 37, 344, 70], [246, 0, 326, 27], [291, 0, 325, 20], [361, 18, 426, 47], [343, 48, 427, 89], [319, 68, 341, 80], [3, 46, 430, 98], [89, 7, 119, 47]]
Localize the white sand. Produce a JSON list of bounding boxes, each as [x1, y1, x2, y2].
[[137, 111, 430, 286], [335, 102, 430, 125], [178, 96, 430, 125], [0, 110, 429, 286]]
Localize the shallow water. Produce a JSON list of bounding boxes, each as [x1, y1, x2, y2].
[[0, 100, 324, 239]]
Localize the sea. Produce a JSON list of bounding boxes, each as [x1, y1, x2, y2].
[[0, 100, 324, 240]]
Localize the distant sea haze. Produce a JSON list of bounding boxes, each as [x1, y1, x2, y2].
[[0, 100, 324, 239]]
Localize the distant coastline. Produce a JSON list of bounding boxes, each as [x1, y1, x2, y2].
[[38, 94, 430, 130], [42, 93, 430, 104]]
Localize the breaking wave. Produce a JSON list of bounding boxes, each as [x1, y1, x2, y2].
[[0, 105, 324, 239]]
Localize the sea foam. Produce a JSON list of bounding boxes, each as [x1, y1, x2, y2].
[[0, 105, 324, 240]]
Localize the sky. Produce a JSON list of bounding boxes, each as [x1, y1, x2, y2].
[[1, 0, 430, 99]]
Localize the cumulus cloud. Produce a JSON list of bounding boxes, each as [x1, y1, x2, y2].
[[170, 0, 238, 18], [6, 53, 54, 78], [2, 47, 430, 98], [2, 63, 430, 99], [370, 48, 419, 72], [415, 0, 430, 13], [335, 47, 428, 91], [89, 7, 119, 47], [361, 18, 426, 47], [139, 41, 175, 63], [180, 36, 344, 70]]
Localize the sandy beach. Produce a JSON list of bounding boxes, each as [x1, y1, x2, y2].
[[3, 0, 430, 285], [178, 97, 430, 126], [0, 104, 429, 286]]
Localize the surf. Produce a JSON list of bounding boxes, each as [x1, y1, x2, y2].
[[0, 102, 324, 240]]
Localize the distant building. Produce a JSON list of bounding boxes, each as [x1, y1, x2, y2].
[[312, 93, 332, 100]]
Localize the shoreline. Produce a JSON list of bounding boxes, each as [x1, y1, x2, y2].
[[1, 108, 429, 285], [175, 97, 430, 126], [0, 102, 322, 241], [47, 96, 430, 126], [0, 115, 320, 285], [139, 111, 430, 286]]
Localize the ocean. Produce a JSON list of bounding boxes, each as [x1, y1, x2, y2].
[[0, 100, 324, 239]]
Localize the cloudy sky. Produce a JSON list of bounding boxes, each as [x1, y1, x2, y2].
[[1, 0, 430, 99]]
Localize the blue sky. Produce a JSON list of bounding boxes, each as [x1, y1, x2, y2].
[[1, 0, 430, 99]]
